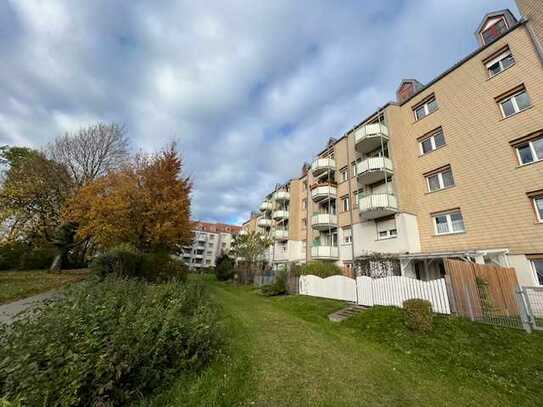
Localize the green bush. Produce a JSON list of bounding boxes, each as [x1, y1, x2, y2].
[[403, 299, 433, 333], [261, 268, 288, 296], [0, 242, 27, 270], [294, 261, 342, 278], [91, 246, 187, 283], [18, 246, 56, 270], [215, 253, 235, 281], [0, 277, 219, 406]]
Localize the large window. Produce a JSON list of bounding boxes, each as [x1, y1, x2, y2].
[[481, 18, 508, 45], [515, 135, 543, 165], [485, 48, 515, 77], [419, 128, 446, 155], [433, 210, 465, 235], [413, 96, 438, 121], [425, 166, 455, 192], [498, 87, 531, 118], [376, 218, 397, 240]]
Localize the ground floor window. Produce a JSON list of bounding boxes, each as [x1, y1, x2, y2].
[[433, 210, 465, 235], [532, 259, 543, 285]]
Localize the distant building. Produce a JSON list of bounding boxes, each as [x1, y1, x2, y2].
[[181, 221, 241, 269]]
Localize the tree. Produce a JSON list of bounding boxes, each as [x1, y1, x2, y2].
[[49, 221, 78, 273], [65, 145, 192, 253], [47, 122, 129, 187], [230, 231, 273, 283], [215, 253, 235, 281], [0, 147, 74, 244]]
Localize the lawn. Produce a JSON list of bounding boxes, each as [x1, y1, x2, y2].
[[142, 276, 543, 407], [0, 269, 89, 304]]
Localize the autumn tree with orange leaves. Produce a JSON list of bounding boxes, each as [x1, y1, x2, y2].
[[65, 145, 193, 253]]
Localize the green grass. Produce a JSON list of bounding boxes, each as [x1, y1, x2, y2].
[[142, 276, 543, 406], [0, 269, 89, 304]]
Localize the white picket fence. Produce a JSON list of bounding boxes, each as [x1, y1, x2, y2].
[[299, 274, 451, 314]]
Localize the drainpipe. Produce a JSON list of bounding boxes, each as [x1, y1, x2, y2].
[[345, 131, 358, 304]]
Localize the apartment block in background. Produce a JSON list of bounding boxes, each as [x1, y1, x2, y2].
[[245, 2, 543, 286], [181, 221, 241, 269]]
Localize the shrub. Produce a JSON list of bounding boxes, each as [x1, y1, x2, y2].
[[295, 261, 342, 278], [140, 251, 188, 283], [18, 246, 56, 270], [0, 277, 219, 406], [0, 242, 27, 270], [261, 268, 288, 296], [215, 253, 235, 281], [403, 299, 433, 333], [91, 244, 141, 279]]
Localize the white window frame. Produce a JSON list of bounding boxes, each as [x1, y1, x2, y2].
[[425, 167, 454, 192], [419, 129, 445, 155], [499, 89, 530, 118], [486, 49, 514, 78], [433, 211, 465, 235], [341, 169, 348, 182], [515, 136, 543, 165], [413, 97, 438, 121], [343, 228, 352, 245], [533, 196, 543, 223], [342, 195, 350, 212], [531, 259, 543, 285]]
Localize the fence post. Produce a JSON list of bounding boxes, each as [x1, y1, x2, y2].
[[516, 288, 533, 333]]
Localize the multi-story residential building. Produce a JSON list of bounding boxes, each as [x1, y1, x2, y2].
[[181, 221, 241, 269], [244, 2, 543, 287]]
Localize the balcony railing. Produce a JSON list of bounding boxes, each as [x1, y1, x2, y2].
[[274, 229, 289, 240], [354, 123, 389, 154], [259, 201, 273, 212], [273, 191, 290, 201], [311, 245, 339, 260], [311, 184, 337, 202], [311, 157, 336, 177], [257, 218, 272, 228], [311, 213, 338, 231], [272, 210, 289, 220], [359, 193, 398, 220], [356, 157, 394, 185]]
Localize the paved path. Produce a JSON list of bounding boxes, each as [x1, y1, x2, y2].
[[0, 290, 61, 325]]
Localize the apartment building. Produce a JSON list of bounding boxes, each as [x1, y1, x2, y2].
[[181, 221, 241, 269], [244, 2, 543, 287]]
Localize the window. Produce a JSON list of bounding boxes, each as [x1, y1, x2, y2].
[[343, 228, 352, 244], [413, 96, 438, 121], [340, 168, 348, 182], [425, 166, 455, 192], [209, 234, 215, 240], [433, 210, 465, 235], [341, 195, 350, 212], [485, 48, 515, 77], [351, 159, 361, 177], [302, 199, 308, 209], [515, 135, 543, 165], [376, 218, 397, 240], [532, 259, 543, 285], [498, 88, 530, 118], [481, 18, 508, 45], [533, 196, 543, 223], [419, 128, 445, 155]]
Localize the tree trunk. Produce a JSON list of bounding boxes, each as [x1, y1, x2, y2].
[[49, 254, 63, 273]]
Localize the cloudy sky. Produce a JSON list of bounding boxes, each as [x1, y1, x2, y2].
[[0, 0, 518, 224]]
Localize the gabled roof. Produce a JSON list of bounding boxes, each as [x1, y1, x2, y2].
[[475, 9, 517, 37]]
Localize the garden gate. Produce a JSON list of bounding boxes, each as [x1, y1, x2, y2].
[[519, 286, 543, 331]]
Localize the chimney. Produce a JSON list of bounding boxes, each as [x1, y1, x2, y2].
[[396, 79, 424, 103]]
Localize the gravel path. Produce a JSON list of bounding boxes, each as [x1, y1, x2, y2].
[[0, 290, 61, 325]]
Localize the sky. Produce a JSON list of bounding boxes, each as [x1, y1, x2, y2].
[[0, 0, 518, 225]]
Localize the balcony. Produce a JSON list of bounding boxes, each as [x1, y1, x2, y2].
[[311, 213, 338, 231], [257, 218, 272, 228], [272, 210, 289, 220], [239, 229, 247, 235], [354, 123, 389, 155], [359, 193, 398, 220], [311, 245, 339, 260], [311, 184, 337, 202], [356, 157, 394, 185], [311, 157, 336, 177], [273, 191, 290, 201], [273, 229, 289, 240], [260, 200, 273, 212]]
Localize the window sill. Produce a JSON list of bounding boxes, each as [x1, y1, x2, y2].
[[413, 108, 439, 124], [433, 231, 466, 237], [516, 158, 542, 169], [376, 236, 398, 241], [425, 185, 456, 195], [486, 63, 515, 81], [418, 144, 447, 158], [499, 105, 533, 121]]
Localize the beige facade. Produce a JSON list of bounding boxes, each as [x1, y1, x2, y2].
[[245, 3, 543, 286]]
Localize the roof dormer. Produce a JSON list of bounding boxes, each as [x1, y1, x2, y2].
[[476, 10, 518, 47]]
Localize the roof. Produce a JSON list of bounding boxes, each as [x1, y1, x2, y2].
[[194, 221, 241, 234], [475, 9, 517, 36]]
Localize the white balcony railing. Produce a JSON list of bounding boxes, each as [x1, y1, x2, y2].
[[311, 157, 336, 177], [354, 123, 389, 154], [311, 213, 338, 230], [259, 201, 273, 212], [356, 157, 393, 185], [273, 191, 290, 201], [274, 229, 289, 240], [311, 245, 339, 260], [257, 218, 272, 228], [272, 210, 289, 220], [311, 185, 337, 202], [359, 193, 398, 220]]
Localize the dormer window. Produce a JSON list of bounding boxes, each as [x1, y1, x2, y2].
[[481, 18, 508, 45]]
